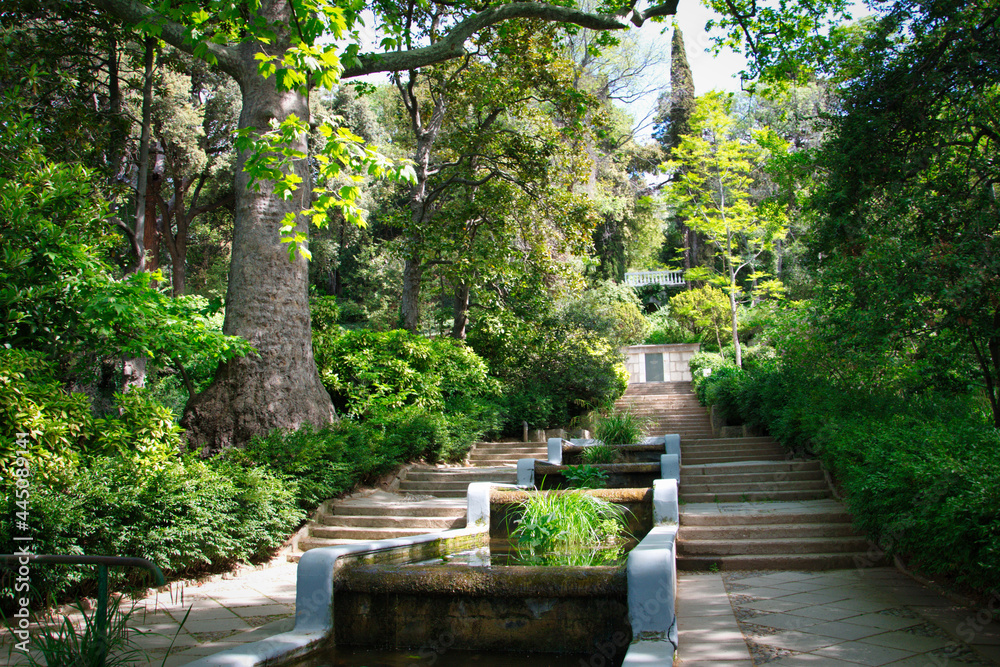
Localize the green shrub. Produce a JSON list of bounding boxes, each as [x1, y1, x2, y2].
[[0, 456, 303, 605], [0, 349, 92, 479], [92, 389, 183, 466], [557, 281, 649, 348], [468, 312, 629, 434], [644, 308, 701, 345], [669, 286, 731, 350], [562, 464, 609, 489], [313, 328, 499, 420], [690, 328, 1000, 592]]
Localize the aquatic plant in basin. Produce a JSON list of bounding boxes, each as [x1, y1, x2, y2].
[[511, 490, 631, 566]]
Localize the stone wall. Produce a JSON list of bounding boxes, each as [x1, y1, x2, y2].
[[334, 565, 629, 652], [622, 344, 700, 383]]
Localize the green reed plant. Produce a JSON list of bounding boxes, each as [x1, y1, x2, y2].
[[511, 490, 631, 565], [581, 442, 620, 464], [8, 594, 191, 667], [594, 409, 648, 446]]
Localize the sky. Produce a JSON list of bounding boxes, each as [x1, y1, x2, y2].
[[621, 5, 749, 142]]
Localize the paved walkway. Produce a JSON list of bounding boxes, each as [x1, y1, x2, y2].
[[677, 568, 1000, 666], [4, 558, 298, 666]]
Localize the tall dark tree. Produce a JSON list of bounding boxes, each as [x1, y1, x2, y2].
[[808, 0, 1000, 425], [654, 26, 699, 284]]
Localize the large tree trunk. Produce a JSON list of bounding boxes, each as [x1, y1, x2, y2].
[[182, 21, 334, 451]]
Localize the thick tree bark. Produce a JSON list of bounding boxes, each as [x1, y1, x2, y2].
[[181, 5, 334, 451]]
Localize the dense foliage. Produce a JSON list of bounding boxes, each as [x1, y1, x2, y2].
[[691, 311, 1000, 592]]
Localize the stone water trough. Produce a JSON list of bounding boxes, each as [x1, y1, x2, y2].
[[182, 465, 679, 667]]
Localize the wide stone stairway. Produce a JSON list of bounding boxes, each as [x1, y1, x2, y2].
[[294, 441, 543, 555], [621, 380, 881, 571]]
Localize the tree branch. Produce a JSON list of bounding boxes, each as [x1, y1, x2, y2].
[[88, 0, 241, 77], [343, 2, 676, 79]]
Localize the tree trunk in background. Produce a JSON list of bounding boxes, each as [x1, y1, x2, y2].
[[182, 4, 335, 451], [451, 283, 471, 340], [123, 36, 155, 392], [401, 257, 424, 332]]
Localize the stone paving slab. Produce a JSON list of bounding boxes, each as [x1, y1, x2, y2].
[[1, 558, 297, 666], [675, 568, 1000, 667]]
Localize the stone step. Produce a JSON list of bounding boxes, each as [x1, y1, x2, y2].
[[680, 446, 785, 458], [316, 514, 465, 529], [678, 535, 871, 556], [331, 501, 466, 517], [680, 470, 824, 485], [680, 480, 830, 495], [297, 536, 382, 552], [403, 469, 517, 481], [310, 525, 440, 540], [683, 460, 822, 475], [470, 445, 549, 454], [685, 437, 778, 446], [397, 482, 487, 492], [676, 552, 889, 571], [390, 488, 468, 498], [680, 509, 852, 527], [679, 489, 831, 503], [682, 455, 788, 465], [681, 522, 858, 540]]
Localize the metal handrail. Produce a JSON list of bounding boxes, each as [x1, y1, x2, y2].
[[0, 554, 165, 665]]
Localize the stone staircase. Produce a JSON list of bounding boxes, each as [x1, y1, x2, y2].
[[615, 381, 714, 439], [676, 432, 881, 570], [293, 443, 534, 556], [613, 380, 882, 571], [467, 440, 548, 466]]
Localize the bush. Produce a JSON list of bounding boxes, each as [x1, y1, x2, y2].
[[468, 312, 629, 434], [690, 324, 1000, 592], [557, 281, 649, 348], [0, 456, 303, 606], [643, 308, 701, 345], [313, 328, 499, 420], [669, 286, 731, 350]]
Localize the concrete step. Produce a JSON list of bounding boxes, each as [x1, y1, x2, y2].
[[682, 455, 788, 465], [403, 469, 517, 481], [680, 509, 853, 526], [677, 552, 889, 571], [679, 535, 871, 556], [310, 525, 440, 540], [331, 501, 466, 517], [680, 480, 830, 495], [316, 514, 465, 529], [397, 481, 512, 492], [680, 447, 786, 458], [681, 522, 859, 540], [389, 488, 468, 498], [680, 471, 825, 485], [684, 437, 778, 446], [298, 536, 377, 552], [679, 489, 831, 502], [683, 460, 822, 475], [470, 446, 548, 455]]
